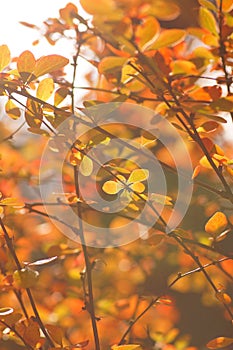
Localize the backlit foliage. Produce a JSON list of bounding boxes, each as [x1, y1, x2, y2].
[[0, 1, 233, 349]]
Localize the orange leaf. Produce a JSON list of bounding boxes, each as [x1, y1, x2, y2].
[[17, 50, 36, 82], [135, 16, 160, 51], [192, 165, 201, 179], [33, 55, 69, 79], [206, 337, 233, 349], [215, 291, 232, 305], [205, 211, 228, 236]]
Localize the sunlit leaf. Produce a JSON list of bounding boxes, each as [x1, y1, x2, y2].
[[5, 99, 21, 120], [102, 181, 121, 194], [205, 211, 228, 236], [131, 182, 145, 193], [171, 60, 198, 75], [199, 7, 218, 36], [80, 0, 118, 16], [128, 169, 149, 183], [0, 45, 11, 72], [17, 50, 36, 82], [215, 291, 232, 304], [216, 0, 233, 12], [98, 56, 128, 75], [150, 29, 186, 50], [36, 78, 54, 101], [192, 165, 201, 179], [33, 55, 69, 79], [79, 155, 93, 176], [26, 256, 58, 267], [25, 99, 43, 128], [54, 87, 69, 106], [136, 16, 160, 51], [0, 197, 24, 208], [206, 337, 233, 349], [121, 59, 139, 84], [0, 307, 14, 316], [150, 0, 180, 20], [198, 0, 217, 12], [112, 345, 142, 350], [59, 2, 78, 26]]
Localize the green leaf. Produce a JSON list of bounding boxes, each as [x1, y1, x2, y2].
[[36, 78, 54, 101], [79, 155, 93, 176], [128, 169, 149, 183], [0, 45, 11, 72], [199, 7, 218, 36], [136, 16, 160, 51], [149, 29, 186, 50]]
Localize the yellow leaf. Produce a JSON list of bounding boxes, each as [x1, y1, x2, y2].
[[98, 56, 128, 75], [79, 155, 93, 176], [171, 60, 197, 75], [128, 169, 149, 183], [131, 182, 145, 193], [36, 78, 54, 101], [0, 45, 11, 72], [205, 211, 228, 236], [149, 29, 186, 50], [0, 197, 24, 208], [135, 16, 160, 51], [17, 50, 36, 82], [199, 7, 218, 36], [33, 55, 69, 79], [54, 87, 69, 106], [121, 59, 139, 84], [5, 99, 21, 120], [206, 337, 233, 349], [102, 181, 122, 194], [112, 345, 142, 350]]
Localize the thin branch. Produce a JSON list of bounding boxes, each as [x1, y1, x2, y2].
[[0, 218, 54, 347]]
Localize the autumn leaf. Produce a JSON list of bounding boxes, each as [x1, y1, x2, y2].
[[149, 29, 186, 50], [36, 78, 54, 101], [0, 45, 11, 72], [206, 337, 233, 349], [205, 212, 228, 236]]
